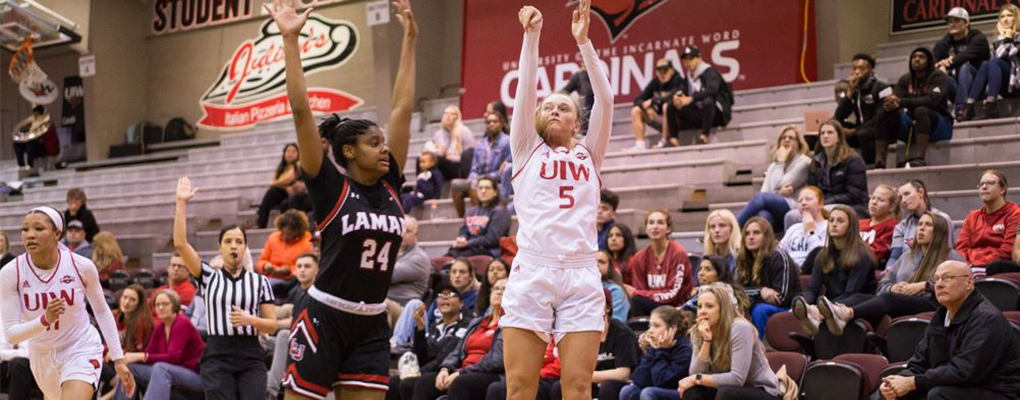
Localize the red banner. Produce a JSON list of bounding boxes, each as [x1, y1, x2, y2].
[[197, 88, 362, 131], [461, 0, 816, 119]]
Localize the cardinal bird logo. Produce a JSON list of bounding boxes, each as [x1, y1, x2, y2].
[[571, 0, 670, 42]]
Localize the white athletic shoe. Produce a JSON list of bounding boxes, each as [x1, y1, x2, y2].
[[624, 140, 648, 152], [792, 296, 820, 336]]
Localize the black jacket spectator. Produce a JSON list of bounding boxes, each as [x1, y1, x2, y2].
[[740, 250, 801, 308], [808, 152, 869, 217], [933, 28, 990, 76], [447, 203, 511, 258], [439, 316, 504, 374], [900, 290, 1020, 397], [894, 47, 952, 117], [688, 65, 734, 126], [803, 247, 877, 304], [633, 72, 685, 111], [835, 75, 889, 133], [64, 205, 100, 243], [413, 311, 474, 373]]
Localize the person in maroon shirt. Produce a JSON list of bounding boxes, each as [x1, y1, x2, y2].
[[959, 170, 1020, 276], [154, 252, 196, 308], [628, 210, 694, 317], [113, 289, 205, 400], [860, 185, 900, 267]]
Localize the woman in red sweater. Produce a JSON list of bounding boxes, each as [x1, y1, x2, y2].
[[859, 184, 900, 267], [628, 210, 694, 317], [112, 289, 205, 400], [959, 170, 1020, 276]]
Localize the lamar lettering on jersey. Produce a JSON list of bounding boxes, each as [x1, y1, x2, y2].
[[340, 211, 406, 236]]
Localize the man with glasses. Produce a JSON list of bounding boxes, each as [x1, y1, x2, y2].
[[933, 7, 990, 121], [153, 251, 196, 308], [626, 58, 686, 151], [881, 261, 1020, 400]]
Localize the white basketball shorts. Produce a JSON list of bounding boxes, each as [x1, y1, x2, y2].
[[500, 254, 606, 343], [29, 341, 104, 398]]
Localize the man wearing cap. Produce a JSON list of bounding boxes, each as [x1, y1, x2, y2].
[[626, 58, 686, 151], [933, 7, 990, 121], [62, 219, 93, 258], [664, 46, 733, 146]]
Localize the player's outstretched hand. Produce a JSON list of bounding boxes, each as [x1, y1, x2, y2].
[[265, 0, 311, 37], [571, 0, 590, 45], [518, 6, 542, 32], [176, 177, 197, 203], [392, 0, 417, 39], [115, 359, 137, 397]]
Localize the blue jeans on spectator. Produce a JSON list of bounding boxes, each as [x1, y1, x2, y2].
[[114, 362, 203, 400], [952, 63, 978, 108], [391, 299, 424, 352], [621, 385, 681, 400], [897, 112, 953, 143], [751, 303, 787, 339], [969, 58, 1011, 101], [737, 193, 792, 234]]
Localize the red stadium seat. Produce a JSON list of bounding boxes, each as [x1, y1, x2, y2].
[[877, 316, 929, 363], [467, 255, 493, 277], [993, 272, 1020, 288], [765, 351, 809, 383], [974, 278, 1020, 311], [430, 256, 453, 272], [835, 353, 888, 399], [880, 361, 908, 379], [765, 311, 808, 352], [811, 319, 874, 360], [800, 360, 865, 400]]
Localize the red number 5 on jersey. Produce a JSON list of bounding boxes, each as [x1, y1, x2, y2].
[[360, 238, 392, 272], [559, 186, 575, 209]]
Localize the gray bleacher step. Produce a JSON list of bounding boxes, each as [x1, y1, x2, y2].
[[868, 160, 1020, 192], [146, 137, 221, 153], [730, 97, 834, 125], [0, 193, 244, 228]]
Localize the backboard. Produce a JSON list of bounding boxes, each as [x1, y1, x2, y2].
[[0, 0, 80, 52]]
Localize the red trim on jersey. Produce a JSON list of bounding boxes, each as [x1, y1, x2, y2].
[[510, 142, 545, 182], [68, 251, 86, 289], [26, 250, 61, 284], [381, 181, 405, 214], [15, 256, 21, 296], [337, 373, 389, 383], [285, 364, 331, 396], [291, 310, 320, 344], [316, 178, 351, 231], [576, 143, 603, 188]]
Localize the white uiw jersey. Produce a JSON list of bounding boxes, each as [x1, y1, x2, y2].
[[13, 251, 100, 351]]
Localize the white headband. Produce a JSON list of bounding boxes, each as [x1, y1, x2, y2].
[[29, 206, 64, 232]]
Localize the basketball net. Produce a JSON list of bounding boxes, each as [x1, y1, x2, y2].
[[8, 37, 48, 86]]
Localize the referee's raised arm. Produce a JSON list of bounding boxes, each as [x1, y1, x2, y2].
[[173, 177, 202, 278]]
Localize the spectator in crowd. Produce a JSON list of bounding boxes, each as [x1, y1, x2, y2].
[[860, 185, 901, 267], [403, 150, 444, 211], [549, 293, 639, 400], [256, 209, 313, 295], [933, 7, 991, 121], [64, 187, 100, 242], [413, 278, 507, 400], [834, 53, 895, 166], [627, 58, 685, 151], [736, 217, 800, 337], [598, 189, 619, 251], [606, 224, 637, 285], [257, 143, 300, 229], [387, 216, 430, 323], [888, 180, 957, 269], [393, 259, 480, 353], [153, 252, 196, 309], [115, 284, 154, 353], [560, 64, 594, 134], [629, 210, 695, 316], [664, 46, 733, 146], [433, 105, 477, 180], [679, 285, 781, 400], [779, 186, 829, 267], [113, 290, 205, 400], [681, 256, 740, 317], [881, 261, 1020, 400], [450, 112, 512, 218], [818, 212, 961, 333], [808, 120, 869, 218], [702, 209, 741, 276], [793, 205, 878, 336], [278, 180, 314, 222], [388, 283, 474, 400], [266, 253, 318, 399], [484, 101, 510, 127], [599, 250, 630, 322], [447, 177, 511, 258], [0, 232, 12, 267], [882, 47, 952, 168], [619, 306, 692, 400], [174, 177, 277, 400], [737, 125, 812, 234], [958, 169, 1020, 276], [93, 231, 125, 284], [499, 162, 516, 215], [966, 5, 1020, 119], [476, 258, 510, 315], [0, 294, 35, 399], [62, 220, 93, 258]]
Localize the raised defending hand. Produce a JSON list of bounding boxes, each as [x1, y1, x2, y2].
[[571, 0, 590, 45], [265, 0, 311, 37], [392, 0, 417, 39], [176, 177, 197, 203], [518, 6, 542, 32]]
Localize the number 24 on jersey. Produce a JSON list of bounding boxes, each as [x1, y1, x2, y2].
[[360, 238, 392, 272]]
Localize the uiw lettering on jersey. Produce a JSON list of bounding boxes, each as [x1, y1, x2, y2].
[[341, 211, 406, 236], [15, 251, 100, 350]]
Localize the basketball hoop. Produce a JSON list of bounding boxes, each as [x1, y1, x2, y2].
[[8, 37, 48, 86]]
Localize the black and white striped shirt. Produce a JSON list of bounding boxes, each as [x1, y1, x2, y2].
[[199, 261, 274, 336]]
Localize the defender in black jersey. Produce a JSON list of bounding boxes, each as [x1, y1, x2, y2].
[[266, 0, 418, 398]]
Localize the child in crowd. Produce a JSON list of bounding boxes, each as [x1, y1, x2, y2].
[[402, 150, 445, 211], [619, 306, 693, 400]]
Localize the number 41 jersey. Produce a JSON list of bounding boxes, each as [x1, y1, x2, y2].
[[305, 156, 406, 305]]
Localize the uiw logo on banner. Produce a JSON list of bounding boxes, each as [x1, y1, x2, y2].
[[198, 14, 364, 131]]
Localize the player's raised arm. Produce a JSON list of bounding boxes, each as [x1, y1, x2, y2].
[[510, 6, 543, 174], [575, 0, 613, 169], [265, 0, 322, 177], [386, 0, 417, 172]]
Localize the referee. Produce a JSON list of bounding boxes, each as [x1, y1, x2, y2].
[[173, 177, 277, 400]]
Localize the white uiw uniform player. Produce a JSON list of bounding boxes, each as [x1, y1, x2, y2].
[[1, 207, 134, 400], [501, 2, 613, 400]]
